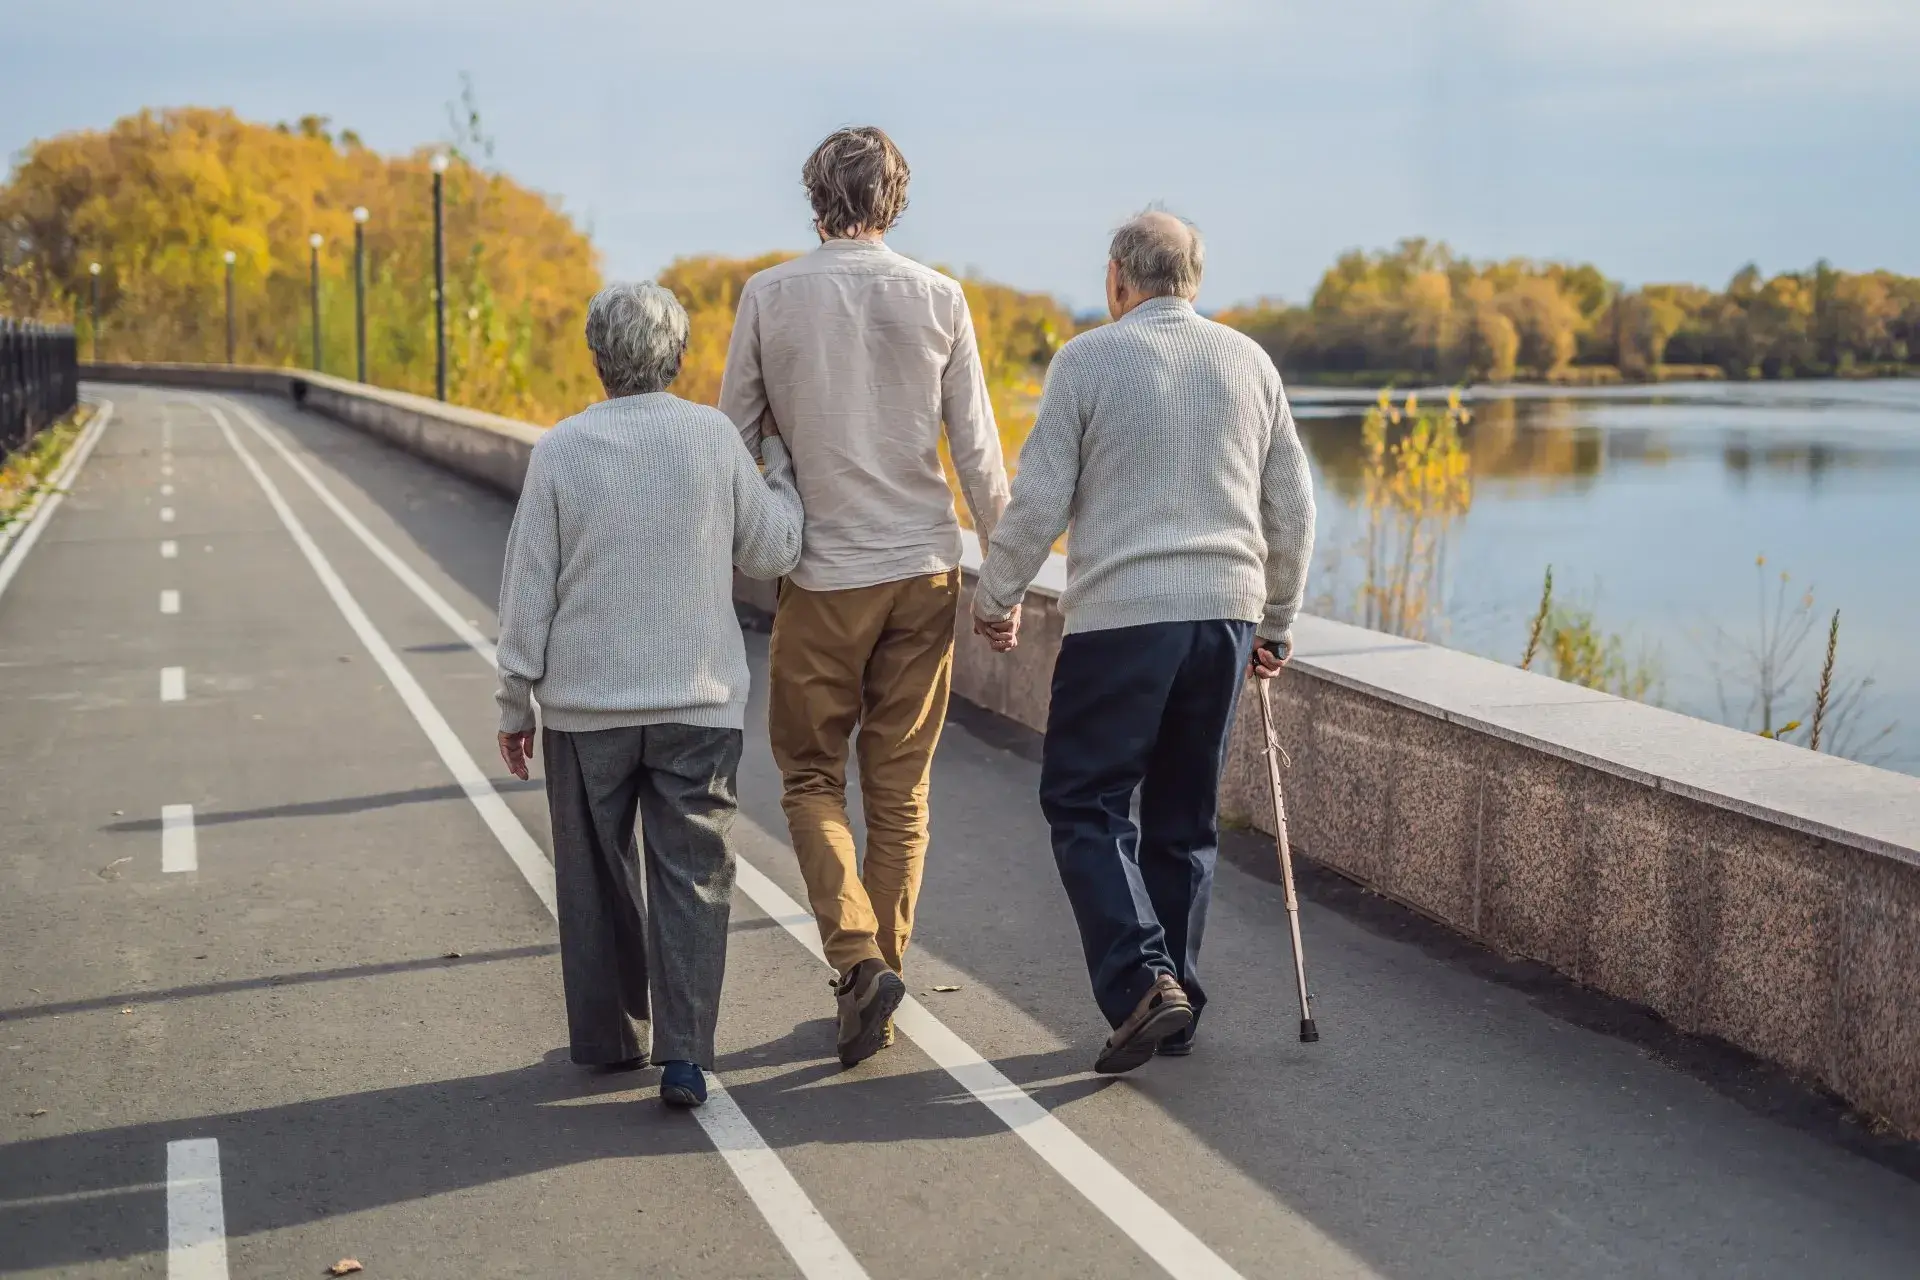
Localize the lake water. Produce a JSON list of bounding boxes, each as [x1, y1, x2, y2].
[[1289, 379, 1920, 776]]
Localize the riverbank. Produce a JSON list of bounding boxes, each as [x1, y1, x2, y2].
[[1283, 364, 1920, 391]]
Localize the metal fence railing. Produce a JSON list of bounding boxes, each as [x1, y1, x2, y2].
[[1, 319, 80, 458]]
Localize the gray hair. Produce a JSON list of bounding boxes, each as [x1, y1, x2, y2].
[[1109, 210, 1205, 300], [584, 281, 689, 397]]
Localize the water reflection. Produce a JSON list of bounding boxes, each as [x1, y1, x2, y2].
[[1289, 379, 1920, 774]]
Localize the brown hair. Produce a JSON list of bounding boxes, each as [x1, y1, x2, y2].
[[801, 126, 911, 239]]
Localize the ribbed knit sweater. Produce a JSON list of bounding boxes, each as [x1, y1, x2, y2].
[[975, 296, 1316, 644], [495, 393, 803, 734]]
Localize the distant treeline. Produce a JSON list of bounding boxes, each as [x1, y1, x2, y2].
[[1216, 239, 1920, 385]]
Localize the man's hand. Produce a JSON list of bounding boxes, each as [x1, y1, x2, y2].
[[759, 414, 781, 441], [1250, 637, 1290, 680], [499, 729, 535, 781], [973, 603, 1021, 654]]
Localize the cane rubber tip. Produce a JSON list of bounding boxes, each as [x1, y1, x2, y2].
[[1300, 1018, 1320, 1043]]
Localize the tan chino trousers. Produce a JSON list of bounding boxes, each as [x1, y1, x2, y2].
[[768, 571, 959, 975]]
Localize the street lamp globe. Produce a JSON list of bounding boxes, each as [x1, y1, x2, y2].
[[89, 261, 101, 275], [223, 250, 237, 265], [430, 153, 450, 175], [352, 206, 369, 225], [309, 233, 324, 249]]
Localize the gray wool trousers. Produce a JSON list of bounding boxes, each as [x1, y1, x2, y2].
[[542, 723, 741, 1070]]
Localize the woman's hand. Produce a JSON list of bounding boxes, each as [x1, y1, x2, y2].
[[499, 729, 535, 780]]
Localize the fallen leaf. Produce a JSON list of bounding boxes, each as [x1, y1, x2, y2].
[[112, 810, 125, 817], [28, 1108, 47, 1117], [97, 857, 133, 881], [932, 985, 961, 993], [442, 951, 463, 959], [328, 1260, 364, 1276], [119, 1007, 134, 1015]]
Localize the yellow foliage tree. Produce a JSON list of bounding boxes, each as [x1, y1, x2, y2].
[[0, 107, 604, 423]]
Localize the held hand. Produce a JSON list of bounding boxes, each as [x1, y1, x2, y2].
[[1249, 638, 1289, 680], [760, 415, 781, 441], [498, 729, 535, 781], [972, 604, 1021, 654]]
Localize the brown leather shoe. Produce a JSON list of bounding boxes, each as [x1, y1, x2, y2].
[[836, 958, 906, 1067], [1094, 974, 1193, 1075]]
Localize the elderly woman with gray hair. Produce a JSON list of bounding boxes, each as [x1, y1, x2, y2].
[[494, 280, 802, 1108]]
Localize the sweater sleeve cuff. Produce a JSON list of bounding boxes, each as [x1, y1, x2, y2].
[[496, 678, 536, 735]]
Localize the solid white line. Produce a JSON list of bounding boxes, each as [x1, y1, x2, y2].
[[222, 399, 497, 660], [203, 398, 865, 1279], [733, 863, 1243, 1280], [165, 1138, 229, 1280], [160, 507, 175, 523], [212, 395, 1245, 1280], [161, 804, 197, 873], [161, 666, 185, 703], [162, 541, 178, 559], [160, 589, 181, 615], [0, 400, 116, 605]]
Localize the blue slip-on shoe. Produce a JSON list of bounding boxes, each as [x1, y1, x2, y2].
[[659, 1060, 707, 1108]]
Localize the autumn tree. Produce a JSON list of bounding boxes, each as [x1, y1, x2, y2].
[[0, 106, 603, 423]]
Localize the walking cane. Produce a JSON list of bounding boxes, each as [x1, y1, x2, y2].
[[1255, 673, 1319, 1043]]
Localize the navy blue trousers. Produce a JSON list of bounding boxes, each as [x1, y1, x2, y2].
[[1039, 619, 1255, 1029]]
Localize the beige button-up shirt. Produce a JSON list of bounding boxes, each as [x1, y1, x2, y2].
[[718, 239, 1011, 592]]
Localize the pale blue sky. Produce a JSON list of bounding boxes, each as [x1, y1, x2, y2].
[[4, 0, 1917, 311]]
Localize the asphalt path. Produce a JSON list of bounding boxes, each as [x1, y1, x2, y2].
[[3, 384, 1919, 1278]]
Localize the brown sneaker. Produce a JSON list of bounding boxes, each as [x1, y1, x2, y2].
[[1094, 974, 1193, 1075], [835, 958, 906, 1068]]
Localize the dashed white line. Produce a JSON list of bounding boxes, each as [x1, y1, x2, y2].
[[160, 589, 181, 615], [204, 398, 867, 1280], [208, 393, 1253, 1280], [0, 400, 115, 605], [161, 666, 185, 702], [160, 507, 175, 523], [162, 483, 175, 496], [163, 463, 174, 477], [165, 1138, 229, 1280], [161, 541, 178, 559], [161, 804, 197, 873]]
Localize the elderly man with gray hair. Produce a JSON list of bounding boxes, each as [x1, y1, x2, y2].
[[494, 280, 803, 1109], [974, 211, 1316, 1074]]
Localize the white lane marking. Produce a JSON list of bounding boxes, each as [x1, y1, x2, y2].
[[162, 483, 175, 496], [161, 666, 186, 703], [223, 399, 497, 660], [161, 804, 197, 873], [734, 861, 1244, 1280], [213, 396, 1245, 1280], [160, 508, 176, 523], [204, 399, 865, 1280], [160, 589, 181, 615], [166, 1138, 229, 1280], [161, 541, 178, 559], [0, 400, 116, 604], [163, 463, 174, 477]]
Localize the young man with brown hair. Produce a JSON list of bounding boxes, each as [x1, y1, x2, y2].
[[720, 127, 1011, 1067]]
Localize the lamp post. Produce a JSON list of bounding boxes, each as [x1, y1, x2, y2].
[[430, 153, 449, 401], [223, 250, 237, 365], [88, 262, 101, 361], [308, 232, 324, 372], [352, 206, 369, 383]]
